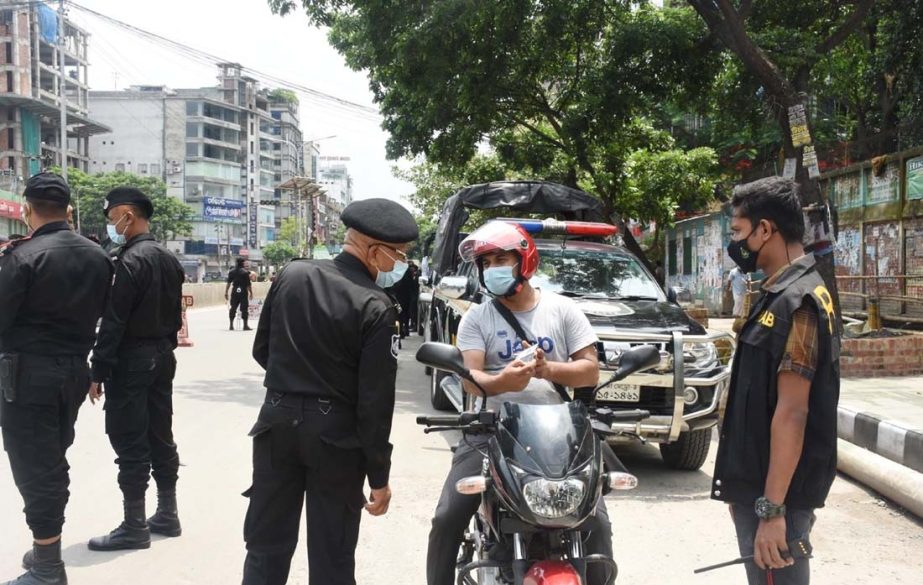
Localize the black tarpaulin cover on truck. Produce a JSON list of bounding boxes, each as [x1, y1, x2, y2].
[[431, 181, 606, 275]]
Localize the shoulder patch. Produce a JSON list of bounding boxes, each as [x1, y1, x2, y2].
[[757, 310, 775, 328]]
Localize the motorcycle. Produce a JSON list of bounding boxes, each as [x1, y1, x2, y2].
[[416, 342, 660, 585]]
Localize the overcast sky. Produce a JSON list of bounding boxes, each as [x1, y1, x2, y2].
[[67, 0, 415, 205]]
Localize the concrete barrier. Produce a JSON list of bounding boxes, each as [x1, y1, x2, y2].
[[838, 439, 923, 519], [182, 282, 272, 309]]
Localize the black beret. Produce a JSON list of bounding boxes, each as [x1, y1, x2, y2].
[[103, 187, 154, 219], [24, 172, 70, 205], [341, 198, 418, 243]]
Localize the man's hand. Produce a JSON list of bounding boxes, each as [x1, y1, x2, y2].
[[224, 291, 229, 301], [533, 347, 554, 380], [754, 516, 793, 570], [365, 485, 392, 516], [499, 359, 535, 392], [89, 382, 104, 405]]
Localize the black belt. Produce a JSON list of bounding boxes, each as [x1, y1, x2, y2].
[[264, 391, 352, 414]]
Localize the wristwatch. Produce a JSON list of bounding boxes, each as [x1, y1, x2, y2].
[[755, 496, 786, 520]]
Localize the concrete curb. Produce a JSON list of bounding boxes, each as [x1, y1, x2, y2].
[[838, 406, 923, 473], [837, 439, 923, 518]]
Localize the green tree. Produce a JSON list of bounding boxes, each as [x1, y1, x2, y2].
[[262, 241, 297, 268], [269, 0, 720, 227], [278, 217, 299, 246], [63, 168, 193, 244], [685, 0, 884, 331]]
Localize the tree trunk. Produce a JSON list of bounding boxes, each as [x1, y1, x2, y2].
[[686, 0, 861, 334]]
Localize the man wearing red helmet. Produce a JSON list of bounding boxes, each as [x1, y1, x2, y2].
[[426, 221, 612, 585]]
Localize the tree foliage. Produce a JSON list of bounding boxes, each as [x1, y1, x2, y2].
[[270, 0, 721, 223], [278, 217, 299, 246], [62, 168, 194, 244], [262, 241, 297, 268], [682, 0, 923, 171]]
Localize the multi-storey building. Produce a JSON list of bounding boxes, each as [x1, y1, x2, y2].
[[0, 3, 108, 238], [88, 64, 305, 279]]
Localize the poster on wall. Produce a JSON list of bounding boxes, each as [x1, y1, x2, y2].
[[908, 156, 923, 201], [248, 202, 258, 248], [867, 164, 899, 204], [203, 197, 244, 220], [833, 173, 862, 209], [788, 104, 812, 147]]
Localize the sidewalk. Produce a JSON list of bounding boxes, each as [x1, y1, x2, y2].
[[709, 318, 923, 478]]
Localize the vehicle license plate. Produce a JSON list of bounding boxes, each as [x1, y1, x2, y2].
[[597, 383, 641, 403]]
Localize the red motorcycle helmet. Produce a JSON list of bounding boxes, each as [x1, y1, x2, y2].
[[459, 222, 540, 295]]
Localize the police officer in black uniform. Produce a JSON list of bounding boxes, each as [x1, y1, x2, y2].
[[87, 187, 186, 552], [0, 173, 112, 585], [242, 198, 417, 585], [225, 257, 253, 330]]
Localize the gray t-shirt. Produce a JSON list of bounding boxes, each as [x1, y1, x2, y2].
[[456, 289, 598, 410]]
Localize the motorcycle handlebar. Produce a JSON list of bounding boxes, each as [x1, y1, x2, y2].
[[416, 415, 464, 426]]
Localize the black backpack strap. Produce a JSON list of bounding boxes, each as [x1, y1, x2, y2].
[[490, 299, 571, 403]]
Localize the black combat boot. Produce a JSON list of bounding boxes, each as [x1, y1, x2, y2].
[[242, 319, 252, 331], [87, 500, 151, 551], [5, 540, 67, 584], [147, 490, 182, 537]]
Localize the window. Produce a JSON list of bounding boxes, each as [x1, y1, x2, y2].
[[4, 42, 11, 64], [668, 240, 677, 276], [7, 128, 13, 147], [115, 163, 125, 172], [7, 110, 14, 121], [186, 143, 199, 157], [138, 163, 148, 174], [186, 123, 199, 138], [150, 163, 160, 176], [5, 71, 12, 92], [8, 156, 14, 169], [186, 101, 200, 116], [682, 236, 693, 275]]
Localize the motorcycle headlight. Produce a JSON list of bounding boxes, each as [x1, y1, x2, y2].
[[522, 478, 586, 519], [684, 342, 718, 369]]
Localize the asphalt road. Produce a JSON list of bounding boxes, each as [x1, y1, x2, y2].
[[1, 307, 921, 584]]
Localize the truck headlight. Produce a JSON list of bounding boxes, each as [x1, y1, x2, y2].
[[684, 342, 718, 369], [522, 478, 586, 519]]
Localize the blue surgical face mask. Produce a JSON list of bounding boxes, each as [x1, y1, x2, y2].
[[375, 248, 409, 288], [107, 215, 128, 246], [483, 265, 518, 296]]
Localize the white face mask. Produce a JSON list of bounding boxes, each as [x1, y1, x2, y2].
[[374, 248, 409, 288], [107, 214, 129, 245]]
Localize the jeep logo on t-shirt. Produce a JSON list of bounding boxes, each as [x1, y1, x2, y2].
[[498, 336, 555, 360]]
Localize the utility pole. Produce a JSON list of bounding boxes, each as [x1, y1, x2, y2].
[[57, 1, 68, 179]]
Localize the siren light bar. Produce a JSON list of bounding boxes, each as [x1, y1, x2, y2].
[[497, 218, 618, 237]]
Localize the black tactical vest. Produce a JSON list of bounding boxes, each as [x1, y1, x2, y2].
[[712, 255, 840, 510]]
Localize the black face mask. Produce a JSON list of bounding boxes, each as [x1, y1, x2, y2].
[[726, 227, 769, 274]]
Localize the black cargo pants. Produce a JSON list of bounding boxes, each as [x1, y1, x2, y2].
[[0, 354, 88, 539], [242, 392, 366, 585], [103, 341, 179, 500], [230, 292, 249, 323]]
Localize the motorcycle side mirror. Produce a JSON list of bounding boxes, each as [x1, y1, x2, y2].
[[416, 342, 472, 381], [614, 345, 661, 380]]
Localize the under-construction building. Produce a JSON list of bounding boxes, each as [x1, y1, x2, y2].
[[0, 3, 108, 237]]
